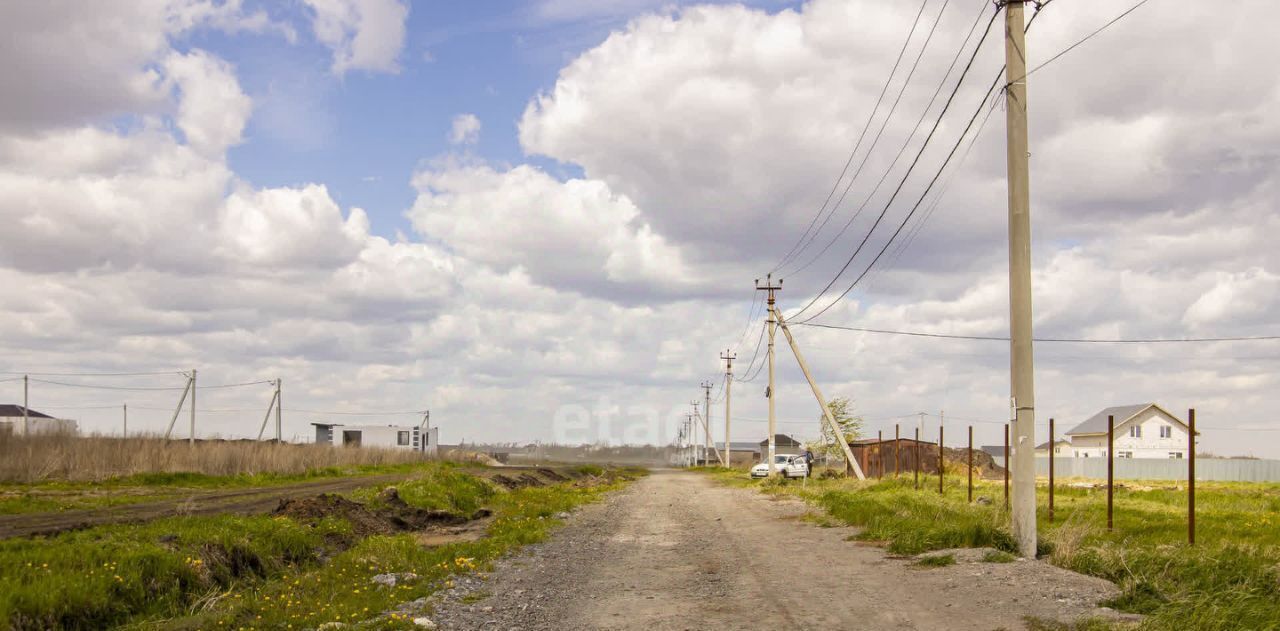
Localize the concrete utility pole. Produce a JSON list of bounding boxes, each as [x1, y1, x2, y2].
[[1002, 0, 1038, 558], [123, 404, 127, 438], [164, 371, 194, 441], [720, 350, 736, 467], [757, 274, 783, 476], [275, 378, 283, 441], [773, 307, 864, 479], [701, 381, 718, 465], [189, 368, 197, 447], [691, 401, 702, 465], [22, 375, 29, 436]]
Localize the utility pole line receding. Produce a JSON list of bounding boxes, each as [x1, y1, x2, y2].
[[1003, 0, 1038, 558], [721, 350, 736, 468], [757, 274, 783, 476], [691, 401, 702, 465]]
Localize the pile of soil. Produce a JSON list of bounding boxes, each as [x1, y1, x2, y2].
[[490, 473, 548, 490], [272, 488, 490, 537]]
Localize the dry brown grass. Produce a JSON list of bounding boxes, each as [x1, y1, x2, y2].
[[0, 432, 431, 483]]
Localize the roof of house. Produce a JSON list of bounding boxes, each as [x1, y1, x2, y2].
[[1064, 403, 1195, 436], [759, 434, 802, 446], [1035, 439, 1071, 449], [0, 405, 54, 419]]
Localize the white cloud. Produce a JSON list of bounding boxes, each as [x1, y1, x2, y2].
[[409, 162, 696, 295], [304, 0, 409, 75], [163, 50, 253, 155], [449, 113, 482, 145]]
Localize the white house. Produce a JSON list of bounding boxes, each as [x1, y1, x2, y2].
[[1065, 403, 1194, 459], [311, 421, 438, 456], [0, 405, 78, 436], [1035, 439, 1072, 457]]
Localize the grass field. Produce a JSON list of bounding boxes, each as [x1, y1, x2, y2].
[[0, 462, 643, 630], [0, 434, 437, 484], [0, 464, 427, 515], [711, 467, 1280, 631]]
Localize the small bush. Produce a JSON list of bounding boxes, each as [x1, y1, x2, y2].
[[915, 553, 956, 567], [982, 549, 1017, 563]]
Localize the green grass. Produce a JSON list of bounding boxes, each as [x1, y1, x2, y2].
[[983, 549, 1017, 563], [914, 553, 956, 567], [711, 470, 1280, 631], [0, 462, 435, 515], [0, 464, 643, 630]]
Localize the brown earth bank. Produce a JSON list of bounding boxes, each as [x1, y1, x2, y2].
[[424, 469, 1134, 631], [0, 465, 575, 539]]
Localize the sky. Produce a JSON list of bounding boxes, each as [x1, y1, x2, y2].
[[2, 0, 1278, 458]]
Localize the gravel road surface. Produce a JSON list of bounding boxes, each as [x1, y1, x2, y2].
[[427, 469, 1129, 630]]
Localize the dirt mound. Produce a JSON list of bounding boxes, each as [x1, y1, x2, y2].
[[272, 489, 490, 537], [534, 468, 570, 482], [491, 473, 548, 490]]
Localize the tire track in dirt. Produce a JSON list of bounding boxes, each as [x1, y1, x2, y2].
[[426, 470, 1133, 630]]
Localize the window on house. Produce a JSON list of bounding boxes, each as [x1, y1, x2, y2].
[[1169, 452, 1183, 459], [397, 431, 410, 446], [1119, 451, 1133, 458], [1129, 425, 1142, 438], [1160, 426, 1172, 438], [1054, 446, 1061, 454]]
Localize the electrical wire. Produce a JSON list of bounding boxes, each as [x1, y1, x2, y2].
[[0, 370, 184, 377], [196, 380, 275, 390], [772, 0, 933, 273], [780, 0, 957, 277], [786, 6, 1003, 322], [27, 378, 187, 391], [793, 321, 1280, 344], [785, 0, 988, 279], [1013, 0, 1152, 84]]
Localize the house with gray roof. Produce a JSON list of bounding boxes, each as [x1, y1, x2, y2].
[[1065, 403, 1194, 459]]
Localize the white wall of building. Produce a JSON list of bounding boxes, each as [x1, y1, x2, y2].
[[0, 416, 78, 436], [1070, 407, 1190, 459], [314, 423, 438, 455]]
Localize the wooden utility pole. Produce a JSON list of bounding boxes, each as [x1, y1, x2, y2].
[[720, 350, 736, 467], [757, 274, 783, 476], [702, 381, 718, 465], [1003, 0, 1038, 558], [772, 308, 864, 479]]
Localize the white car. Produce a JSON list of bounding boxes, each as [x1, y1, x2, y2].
[[750, 454, 809, 479]]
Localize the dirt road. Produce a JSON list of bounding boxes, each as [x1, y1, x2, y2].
[[428, 470, 1129, 630]]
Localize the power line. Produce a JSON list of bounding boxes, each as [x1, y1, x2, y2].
[[1015, 0, 1152, 84], [27, 378, 186, 391], [785, 0, 987, 279], [772, 0, 933, 273], [0, 370, 183, 377], [197, 380, 275, 390], [794, 321, 1280, 344], [787, 6, 1003, 322]]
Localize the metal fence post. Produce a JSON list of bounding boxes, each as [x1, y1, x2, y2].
[[1004, 423, 1010, 509], [1189, 408, 1196, 546], [914, 427, 920, 489], [938, 425, 945, 494], [1049, 417, 1055, 523], [968, 425, 974, 503], [1107, 414, 1115, 532]]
